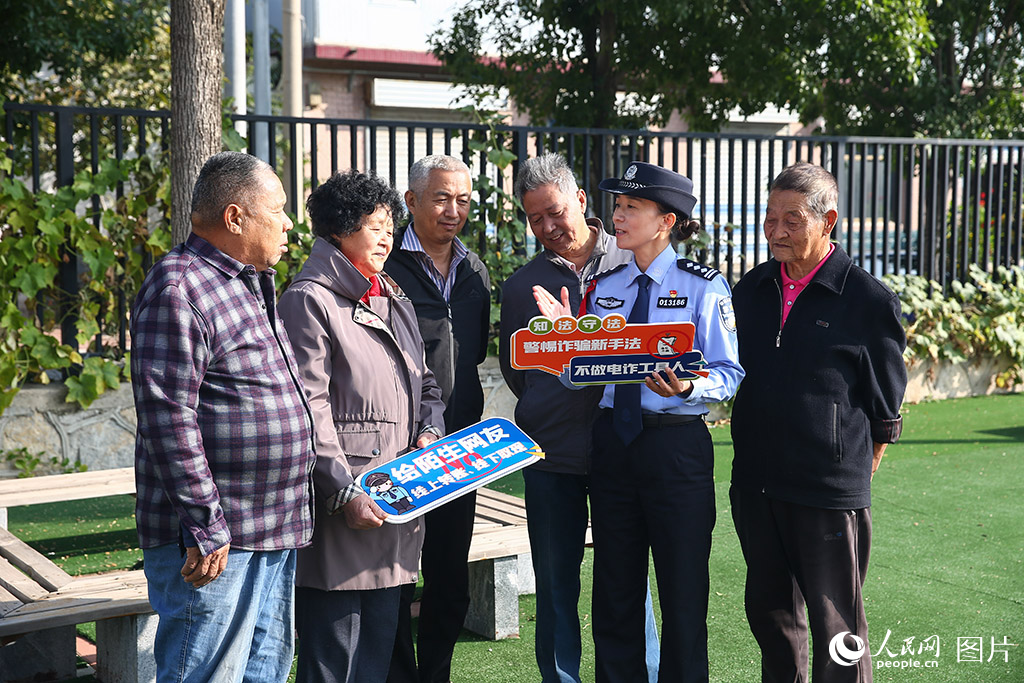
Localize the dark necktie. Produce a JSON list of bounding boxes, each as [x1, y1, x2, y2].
[[613, 273, 651, 445]]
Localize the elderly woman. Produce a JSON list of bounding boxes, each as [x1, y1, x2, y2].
[[279, 170, 445, 683]]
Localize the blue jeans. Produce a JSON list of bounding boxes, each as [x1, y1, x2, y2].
[[523, 468, 660, 683], [143, 544, 297, 683]]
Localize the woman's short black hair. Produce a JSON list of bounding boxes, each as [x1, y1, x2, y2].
[[306, 169, 406, 240]]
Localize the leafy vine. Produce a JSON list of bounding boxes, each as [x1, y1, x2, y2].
[[0, 137, 171, 413]]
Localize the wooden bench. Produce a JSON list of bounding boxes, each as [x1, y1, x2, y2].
[[0, 467, 561, 679]]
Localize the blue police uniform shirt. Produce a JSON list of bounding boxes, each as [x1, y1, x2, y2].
[[589, 244, 744, 415]]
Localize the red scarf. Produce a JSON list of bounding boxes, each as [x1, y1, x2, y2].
[[360, 274, 382, 304]]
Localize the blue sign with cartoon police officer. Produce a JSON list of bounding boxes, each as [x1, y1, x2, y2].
[[356, 417, 544, 523]]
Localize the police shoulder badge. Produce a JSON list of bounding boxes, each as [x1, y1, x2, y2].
[[677, 258, 721, 281], [718, 296, 737, 332]]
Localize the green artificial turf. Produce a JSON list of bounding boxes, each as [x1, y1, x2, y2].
[[8, 394, 1024, 681]]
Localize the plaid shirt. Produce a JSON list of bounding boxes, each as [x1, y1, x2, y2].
[[131, 233, 316, 555]]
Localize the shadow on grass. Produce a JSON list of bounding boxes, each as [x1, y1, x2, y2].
[[26, 528, 139, 557], [976, 425, 1024, 441]]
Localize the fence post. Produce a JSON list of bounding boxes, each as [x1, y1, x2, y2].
[[833, 140, 847, 246], [55, 108, 80, 353]]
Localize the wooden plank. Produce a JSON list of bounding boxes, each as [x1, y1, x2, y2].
[[0, 590, 152, 638], [0, 529, 72, 591], [474, 491, 528, 525], [0, 557, 48, 603], [468, 528, 532, 562], [0, 467, 135, 508], [473, 508, 525, 526], [0, 584, 23, 618], [475, 495, 528, 519], [0, 570, 153, 638], [476, 488, 528, 512], [57, 571, 146, 593]]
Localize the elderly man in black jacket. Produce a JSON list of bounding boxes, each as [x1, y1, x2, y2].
[[385, 155, 490, 683], [730, 162, 908, 683]]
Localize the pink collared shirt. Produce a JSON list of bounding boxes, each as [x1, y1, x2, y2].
[[779, 244, 835, 327]]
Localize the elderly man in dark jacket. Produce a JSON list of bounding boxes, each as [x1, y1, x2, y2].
[[730, 162, 908, 683], [384, 155, 490, 683]]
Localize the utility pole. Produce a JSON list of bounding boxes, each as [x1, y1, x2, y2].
[[252, 0, 271, 162], [281, 0, 304, 220], [223, 0, 246, 137]]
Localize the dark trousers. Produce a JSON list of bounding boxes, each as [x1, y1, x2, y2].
[[296, 585, 402, 683], [730, 486, 873, 683], [388, 490, 477, 683], [590, 412, 716, 683]]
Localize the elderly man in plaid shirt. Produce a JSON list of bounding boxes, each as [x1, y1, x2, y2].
[[131, 152, 316, 682]]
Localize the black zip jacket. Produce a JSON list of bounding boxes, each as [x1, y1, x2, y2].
[[384, 225, 491, 433], [730, 245, 907, 509], [498, 220, 631, 475]]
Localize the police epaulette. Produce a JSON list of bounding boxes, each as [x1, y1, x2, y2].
[[676, 258, 720, 281], [585, 261, 629, 284]]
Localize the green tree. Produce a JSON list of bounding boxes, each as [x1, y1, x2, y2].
[[909, 0, 1024, 138], [432, 0, 727, 129], [431, 0, 1020, 137], [1, 0, 169, 109], [720, 0, 1022, 137]]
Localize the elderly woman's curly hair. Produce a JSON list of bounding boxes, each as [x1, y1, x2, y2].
[[306, 169, 406, 240]]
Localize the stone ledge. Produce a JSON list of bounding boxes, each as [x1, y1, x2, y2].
[[905, 355, 1021, 404], [1, 355, 1018, 478]]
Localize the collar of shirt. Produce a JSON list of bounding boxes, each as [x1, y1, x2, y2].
[[553, 254, 582, 276], [401, 223, 469, 301], [624, 243, 677, 287], [359, 274, 382, 304], [779, 242, 835, 326], [185, 232, 277, 281]]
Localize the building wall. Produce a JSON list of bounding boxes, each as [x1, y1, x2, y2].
[[311, 0, 460, 51]]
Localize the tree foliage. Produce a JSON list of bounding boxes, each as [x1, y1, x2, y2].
[[0, 0, 169, 109], [432, 0, 726, 129], [909, 0, 1024, 138], [432, 0, 1022, 137]]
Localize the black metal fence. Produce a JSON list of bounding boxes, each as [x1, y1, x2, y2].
[[4, 102, 1024, 338]]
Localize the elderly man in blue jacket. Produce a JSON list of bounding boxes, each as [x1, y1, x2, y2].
[[730, 162, 908, 683]]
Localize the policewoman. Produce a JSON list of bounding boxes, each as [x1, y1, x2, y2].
[[535, 162, 743, 683]]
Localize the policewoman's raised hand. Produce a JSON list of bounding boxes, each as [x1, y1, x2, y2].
[[343, 492, 389, 529], [533, 285, 572, 319], [645, 366, 694, 399]]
